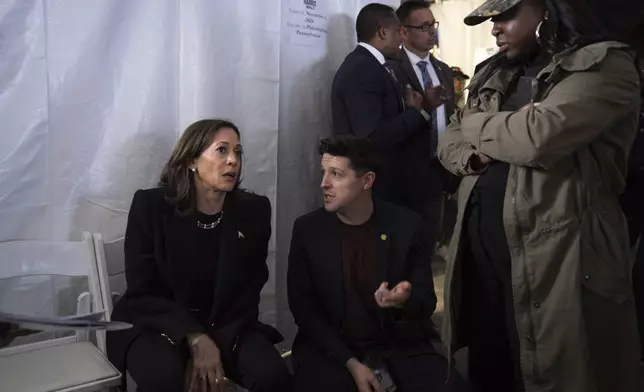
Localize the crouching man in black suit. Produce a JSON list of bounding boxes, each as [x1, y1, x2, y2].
[[287, 136, 468, 392]]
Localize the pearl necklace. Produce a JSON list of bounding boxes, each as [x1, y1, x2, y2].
[[196, 211, 224, 230]]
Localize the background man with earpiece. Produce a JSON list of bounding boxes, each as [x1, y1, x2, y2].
[[331, 3, 430, 210]]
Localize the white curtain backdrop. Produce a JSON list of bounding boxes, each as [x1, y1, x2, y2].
[[0, 0, 398, 343], [0, 0, 490, 344], [432, 0, 497, 79]]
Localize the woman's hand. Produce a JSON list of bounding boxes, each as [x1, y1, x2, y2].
[[187, 333, 225, 392]]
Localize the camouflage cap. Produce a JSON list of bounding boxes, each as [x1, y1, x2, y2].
[[451, 67, 470, 79], [464, 0, 523, 26]]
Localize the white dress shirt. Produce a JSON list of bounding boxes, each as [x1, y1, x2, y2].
[[358, 42, 386, 65], [403, 46, 447, 136]]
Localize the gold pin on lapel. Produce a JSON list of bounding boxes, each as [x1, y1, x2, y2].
[[381, 234, 387, 241], [238, 230, 244, 239]]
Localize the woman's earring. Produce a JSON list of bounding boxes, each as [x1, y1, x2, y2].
[[190, 167, 196, 173], [535, 20, 544, 43]]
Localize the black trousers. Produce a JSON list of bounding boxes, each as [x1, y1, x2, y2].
[[292, 343, 469, 392], [620, 166, 644, 359], [463, 190, 525, 392], [126, 331, 293, 392]]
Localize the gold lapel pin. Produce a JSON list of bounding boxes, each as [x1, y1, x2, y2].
[[238, 231, 244, 239], [381, 234, 387, 241]]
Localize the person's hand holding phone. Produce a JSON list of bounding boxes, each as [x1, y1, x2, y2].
[[346, 358, 382, 392]]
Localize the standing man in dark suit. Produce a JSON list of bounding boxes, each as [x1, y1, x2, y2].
[[390, 0, 457, 262], [331, 3, 427, 206], [287, 137, 467, 392]]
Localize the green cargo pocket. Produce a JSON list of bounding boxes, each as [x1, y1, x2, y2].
[[579, 206, 632, 302]]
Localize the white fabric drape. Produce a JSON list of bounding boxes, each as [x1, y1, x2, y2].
[[1, 0, 493, 343], [432, 0, 497, 82], [0, 0, 397, 342]]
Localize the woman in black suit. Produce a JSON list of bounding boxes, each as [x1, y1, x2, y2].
[[107, 119, 292, 392]]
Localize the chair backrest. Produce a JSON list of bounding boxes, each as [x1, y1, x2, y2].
[[92, 233, 126, 354], [0, 232, 103, 352], [92, 234, 126, 316]]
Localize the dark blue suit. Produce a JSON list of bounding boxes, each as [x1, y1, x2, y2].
[[331, 45, 426, 205]]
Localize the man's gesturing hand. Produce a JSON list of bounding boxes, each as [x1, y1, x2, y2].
[[374, 281, 412, 308]]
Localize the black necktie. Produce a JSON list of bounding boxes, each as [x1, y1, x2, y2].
[[384, 63, 398, 82], [383, 63, 404, 109]]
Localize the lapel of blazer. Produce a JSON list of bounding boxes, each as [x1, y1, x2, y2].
[[164, 208, 198, 302], [356, 45, 404, 110], [371, 203, 391, 284], [430, 55, 456, 117], [381, 62, 404, 110], [400, 50, 424, 93], [429, 55, 448, 86]]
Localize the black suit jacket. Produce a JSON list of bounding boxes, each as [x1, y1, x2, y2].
[[331, 45, 427, 204], [287, 202, 439, 366], [388, 49, 460, 200], [107, 187, 282, 374]]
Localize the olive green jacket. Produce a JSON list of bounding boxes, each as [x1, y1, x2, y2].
[[438, 41, 642, 391]]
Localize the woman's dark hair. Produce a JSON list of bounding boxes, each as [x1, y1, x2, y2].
[[586, 0, 644, 50], [535, 0, 605, 56], [159, 119, 243, 214]]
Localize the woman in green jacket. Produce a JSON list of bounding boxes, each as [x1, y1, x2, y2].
[[438, 0, 642, 391]]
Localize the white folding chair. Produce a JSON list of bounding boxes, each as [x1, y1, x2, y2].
[[0, 232, 121, 392], [92, 234, 125, 355]]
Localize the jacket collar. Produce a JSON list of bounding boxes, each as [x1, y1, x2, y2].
[[358, 42, 386, 65], [476, 66, 520, 95], [472, 41, 632, 95], [356, 44, 404, 108], [399, 47, 424, 92], [539, 41, 632, 80], [404, 46, 431, 67]]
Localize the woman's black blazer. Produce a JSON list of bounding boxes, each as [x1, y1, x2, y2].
[[107, 187, 282, 373]]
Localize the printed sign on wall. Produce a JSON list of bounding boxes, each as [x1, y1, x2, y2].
[[286, 0, 330, 46]]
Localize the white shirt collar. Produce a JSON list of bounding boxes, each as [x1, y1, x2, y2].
[[358, 42, 386, 65], [403, 46, 430, 66]]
